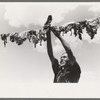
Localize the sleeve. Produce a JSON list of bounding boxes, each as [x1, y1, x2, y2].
[[52, 58, 59, 75], [71, 62, 81, 82], [67, 50, 76, 65]]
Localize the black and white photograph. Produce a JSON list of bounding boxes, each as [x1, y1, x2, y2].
[[0, 2, 100, 98]]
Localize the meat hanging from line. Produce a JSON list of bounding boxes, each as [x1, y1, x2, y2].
[[0, 16, 100, 47]]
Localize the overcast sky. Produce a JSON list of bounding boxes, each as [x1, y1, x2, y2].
[[0, 2, 100, 98]]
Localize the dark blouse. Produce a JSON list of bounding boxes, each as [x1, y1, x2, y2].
[[52, 58, 81, 83]]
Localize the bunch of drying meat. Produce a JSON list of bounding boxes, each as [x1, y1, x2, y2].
[[0, 16, 100, 47], [1, 33, 10, 47], [51, 17, 100, 40]]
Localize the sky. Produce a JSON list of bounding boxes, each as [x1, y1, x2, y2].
[[0, 2, 100, 98]]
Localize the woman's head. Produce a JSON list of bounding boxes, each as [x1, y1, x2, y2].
[[60, 52, 69, 66]]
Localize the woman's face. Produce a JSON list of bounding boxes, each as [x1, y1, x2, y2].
[[60, 53, 69, 66]]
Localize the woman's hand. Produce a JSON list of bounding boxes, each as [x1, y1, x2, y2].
[[53, 26, 61, 38]]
